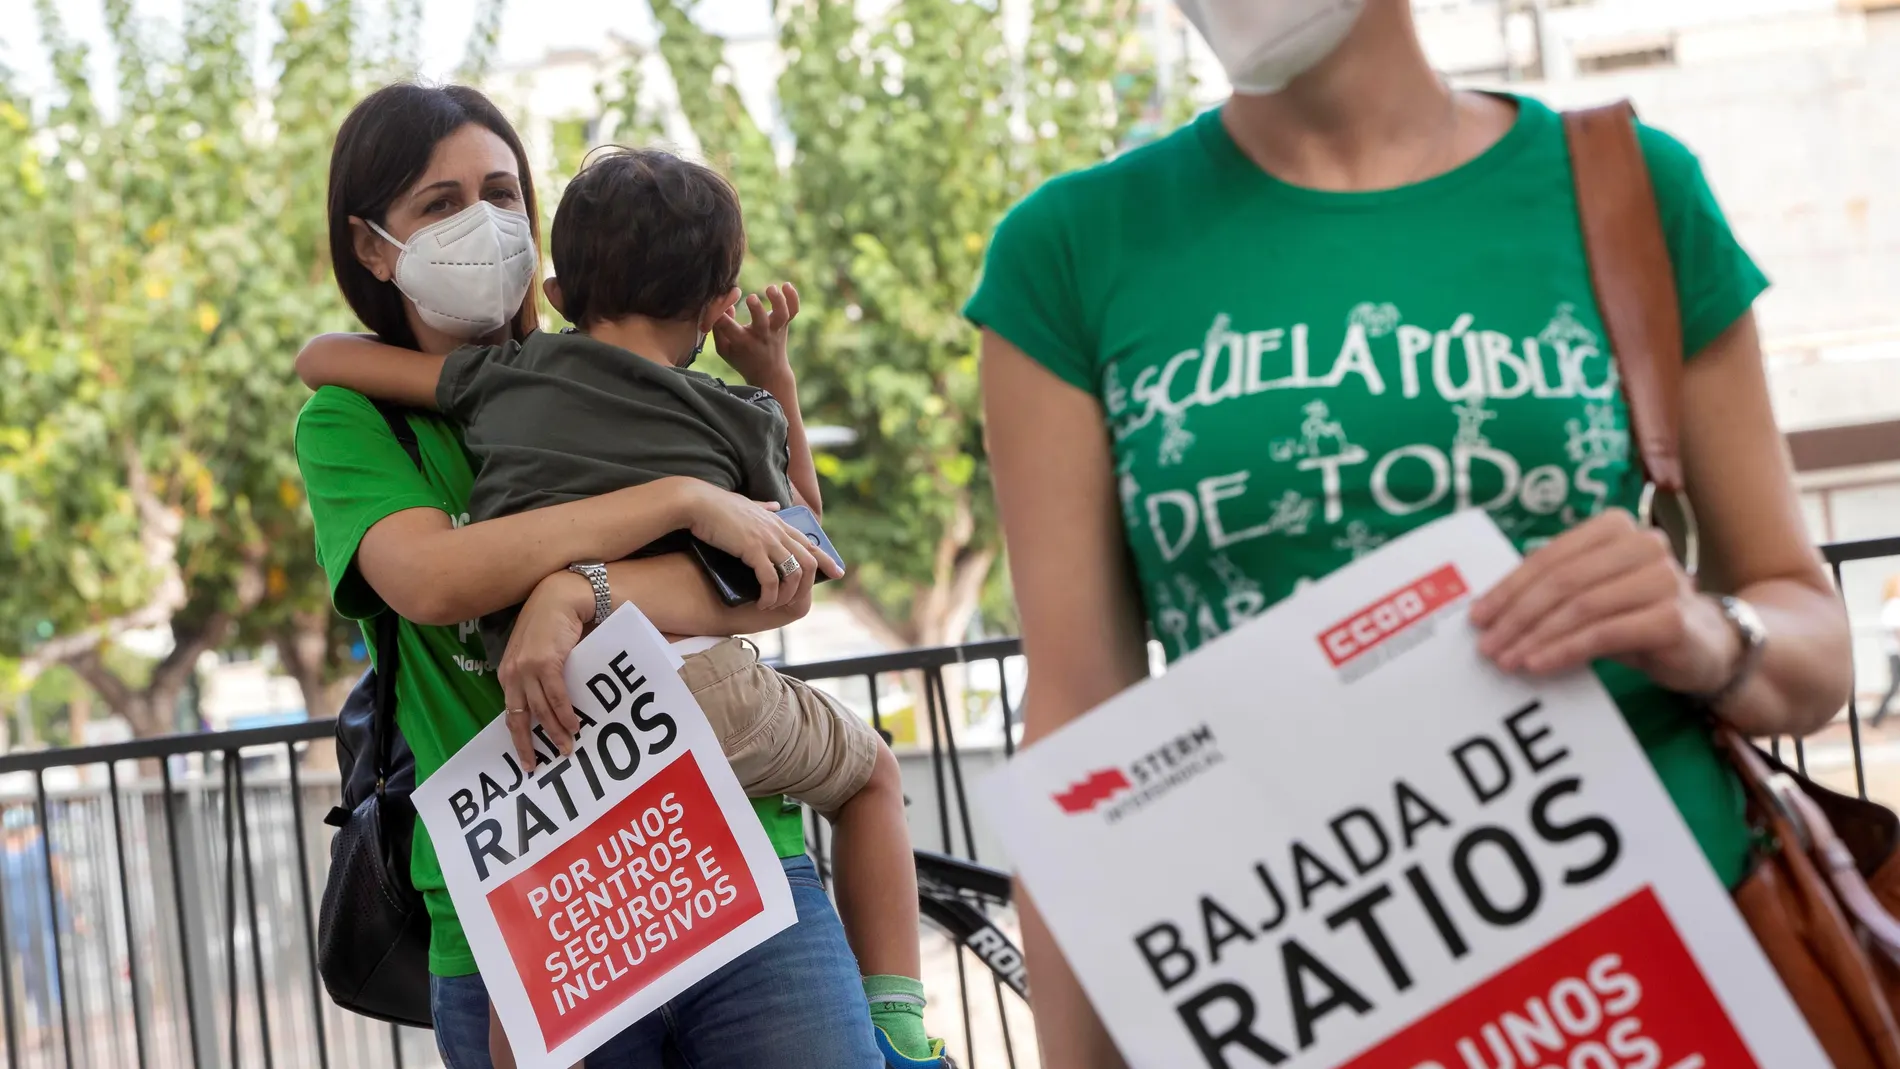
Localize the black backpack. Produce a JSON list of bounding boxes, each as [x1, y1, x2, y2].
[[317, 402, 432, 1028]]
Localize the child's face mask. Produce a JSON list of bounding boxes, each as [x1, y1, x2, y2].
[[1174, 0, 1366, 95], [368, 201, 536, 339], [675, 333, 706, 369]]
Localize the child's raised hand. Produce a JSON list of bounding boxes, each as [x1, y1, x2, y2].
[[712, 282, 800, 384]]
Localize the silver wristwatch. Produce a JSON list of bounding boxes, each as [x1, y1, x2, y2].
[[567, 561, 611, 626], [1699, 595, 1766, 709]]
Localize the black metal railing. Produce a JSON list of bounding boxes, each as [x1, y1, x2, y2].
[[0, 640, 1032, 1069], [0, 721, 347, 1069], [2, 535, 1897, 1069], [1776, 534, 1900, 794], [782, 639, 1030, 1067]]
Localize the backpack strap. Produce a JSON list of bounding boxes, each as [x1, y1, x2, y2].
[[1561, 101, 1685, 494], [369, 401, 424, 788], [373, 399, 424, 470]]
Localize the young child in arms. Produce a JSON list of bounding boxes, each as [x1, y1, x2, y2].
[[298, 147, 946, 1068]]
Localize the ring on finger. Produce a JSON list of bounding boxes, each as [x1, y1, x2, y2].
[[775, 555, 801, 580]]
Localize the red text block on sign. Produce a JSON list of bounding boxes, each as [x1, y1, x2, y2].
[[487, 754, 764, 1049], [1341, 887, 1757, 1069], [1319, 564, 1468, 668]]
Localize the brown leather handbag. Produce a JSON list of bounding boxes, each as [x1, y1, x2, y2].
[[1566, 100, 1900, 1068]]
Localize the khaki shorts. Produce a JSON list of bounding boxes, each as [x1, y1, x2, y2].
[[679, 638, 880, 818]]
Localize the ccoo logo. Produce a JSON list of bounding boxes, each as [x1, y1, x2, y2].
[[1319, 564, 1468, 671]]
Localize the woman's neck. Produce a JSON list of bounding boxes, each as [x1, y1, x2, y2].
[[1220, 0, 1512, 192], [585, 316, 699, 368]]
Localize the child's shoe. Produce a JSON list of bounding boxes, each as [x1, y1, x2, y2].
[[866, 975, 945, 1067], [875, 1028, 955, 1069]]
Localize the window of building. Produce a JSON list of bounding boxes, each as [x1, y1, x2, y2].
[[1575, 43, 1675, 73]]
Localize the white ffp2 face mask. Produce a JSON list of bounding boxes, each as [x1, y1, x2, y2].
[[368, 201, 536, 340], [1175, 0, 1367, 95]]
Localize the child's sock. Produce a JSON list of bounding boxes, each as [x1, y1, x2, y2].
[[864, 974, 934, 1061]]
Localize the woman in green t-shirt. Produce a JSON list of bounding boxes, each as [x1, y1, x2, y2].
[[297, 84, 884, 1068], [968, 2, 1852, 1065]]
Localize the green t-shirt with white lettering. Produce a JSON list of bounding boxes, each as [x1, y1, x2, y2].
[[295, 386, 808, 976], [966, 95, 1763, 886]]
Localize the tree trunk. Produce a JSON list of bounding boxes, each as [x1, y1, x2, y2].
[[145, 680, 191, 737], [305, 680, 353, 773], [61, 548, 268, 739], [911, 493, 998, 747], [70, 652, 178, 739], [19, 439, 188, 684], [274, 609, 337, 720], [836, 493, 998, 652], [835, 490, 999, 752], [68, 688, 91, 747]]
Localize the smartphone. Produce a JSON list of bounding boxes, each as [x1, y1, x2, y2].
[[688, 504, 846, 607], [774, 505, 845, 579]]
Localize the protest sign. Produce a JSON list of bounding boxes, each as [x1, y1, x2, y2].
[[414, 606, 796, 1069], [981, 510, 1827, 1069]]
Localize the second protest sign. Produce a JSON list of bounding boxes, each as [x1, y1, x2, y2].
[[981, 511, 1827, 1068]]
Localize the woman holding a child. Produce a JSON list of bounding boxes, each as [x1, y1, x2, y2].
[[296, 84, 946, 1069]]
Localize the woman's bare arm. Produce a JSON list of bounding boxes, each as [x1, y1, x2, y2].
[[356, 488, 693, 626], [983, 330, 1146, 1069], [356, 476, 825, 624], [497, 553, 814, 761], [537, 553, 813, 638], [296, 333, 447, 408], [1680, 313, 1851, 736]]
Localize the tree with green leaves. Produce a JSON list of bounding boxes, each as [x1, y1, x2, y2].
[[0, 0, 406, 735], [643, 0, 1179, 649], [0, 0, 1179, 744]]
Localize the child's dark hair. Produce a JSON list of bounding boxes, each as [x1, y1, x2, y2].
[[550, 147, 746, 327]]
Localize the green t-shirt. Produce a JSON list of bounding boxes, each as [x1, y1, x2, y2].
[[294, 386, 808, 977], [965, 95, 1765, 887]]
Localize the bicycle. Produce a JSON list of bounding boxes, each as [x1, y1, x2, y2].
[[913, 848, 1029, 1000], [805, 843, 1030, 1001]]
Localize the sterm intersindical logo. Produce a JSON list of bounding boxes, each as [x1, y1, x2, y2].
[[1052, 725, 1223, 823]]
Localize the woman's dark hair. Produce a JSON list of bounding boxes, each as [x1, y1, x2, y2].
[[326, 83, 540, 350], [550, 147, 746, 327]]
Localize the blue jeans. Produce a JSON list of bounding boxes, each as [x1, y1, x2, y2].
[[431, 855, 883, 1069]]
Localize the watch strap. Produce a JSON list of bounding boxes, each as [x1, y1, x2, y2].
[[1700, 595, 1765, 709], [568, 562, 612, 626]]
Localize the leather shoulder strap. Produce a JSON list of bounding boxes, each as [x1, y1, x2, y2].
[[1562, 102, 1685, 493]]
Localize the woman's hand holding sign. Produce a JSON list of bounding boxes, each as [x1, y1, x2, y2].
[[498, 541, 837, 772], [1470, 510, 1740, 697], [1474, 314, 1852, 738], [499, 575, 589, 768]]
